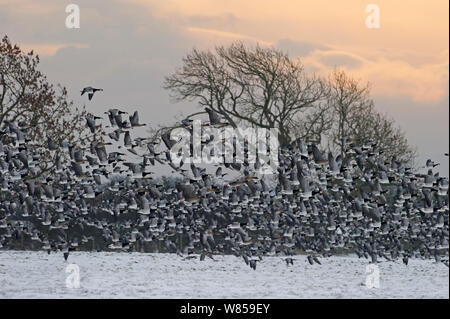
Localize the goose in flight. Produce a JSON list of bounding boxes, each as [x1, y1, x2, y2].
[[129, 111, 146, 128], [81, 87, 103, 100], [85, 115, 102, 133], [205, 107, 228, 126], [426, 159, 440, 168]]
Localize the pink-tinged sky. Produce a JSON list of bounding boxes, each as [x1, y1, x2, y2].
[[0, 0, 448, 174]]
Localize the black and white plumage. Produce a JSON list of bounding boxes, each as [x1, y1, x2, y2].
[[0, 101, 448, 273], [81, 86, 103, 100]]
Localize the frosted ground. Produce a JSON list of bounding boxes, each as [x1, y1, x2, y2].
[[0, 250, 448, 298]]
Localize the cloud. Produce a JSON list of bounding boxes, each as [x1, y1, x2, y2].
[[3, 0, 445, 104], [187, 13, 240, 30], [20, 43, 89, 56], [1, 0, 448, 176], [185, 27, 273, 46], [121, 0, 449, 104], [301, 49, 449, 103], [316, 51, 364, 69], [276, 39, 328, 57], [359, 56, 449, 103]]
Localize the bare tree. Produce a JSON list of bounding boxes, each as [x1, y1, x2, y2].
[[163, 43, 415, 163], [325, 69, 373, 158], [0, 35, 97, 178], [350, 106, 417, 164], [164, 41, 327, 146], [290, 102, 334, 145], [326, 69, 416, 163]]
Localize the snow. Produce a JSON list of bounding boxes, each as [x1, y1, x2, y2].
[[0, 250, 448, 298]]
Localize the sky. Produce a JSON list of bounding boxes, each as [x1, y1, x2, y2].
[[0, 0, 448, 176]]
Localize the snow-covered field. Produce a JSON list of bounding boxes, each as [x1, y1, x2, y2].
[[0, 250, 448, 298]]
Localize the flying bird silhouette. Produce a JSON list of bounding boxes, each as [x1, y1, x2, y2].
[[81, 86, 103, 100]]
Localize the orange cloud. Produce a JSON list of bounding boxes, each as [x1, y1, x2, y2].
[[301, 49, 449, 103], [185, 27, 273, 46], [19, 43, 89, 56], [3, 0, 446, 102], [124, 0, 448, 103]]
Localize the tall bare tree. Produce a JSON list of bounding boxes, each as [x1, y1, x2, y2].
[[164, 41, 327, 146], [349, 104, 417, 164], [326, 69, 416, 163], [163, 42, 415, 163], [326, 69, 374, 158]]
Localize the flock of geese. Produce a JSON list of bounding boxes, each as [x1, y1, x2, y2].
[[0, 87, 448, 270]]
